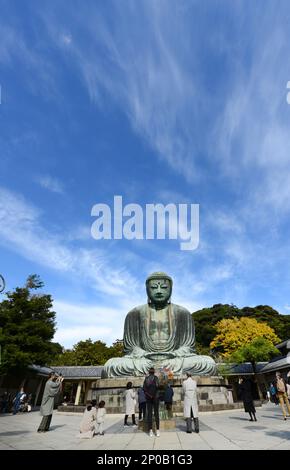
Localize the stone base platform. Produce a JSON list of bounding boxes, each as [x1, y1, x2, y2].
[[138, 419, 176, 432], [57, 401, 263, 414], [75, 375, 236, 413]]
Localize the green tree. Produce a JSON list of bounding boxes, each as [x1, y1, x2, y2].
[[108, 339, 124, 358], [0, 275, 59, 374], [227, 337, 280, 399], [52, 338, 124, 366], [210, 317, 280, 357], [193, 303, 290, 349], [229, 337, 280, 374]]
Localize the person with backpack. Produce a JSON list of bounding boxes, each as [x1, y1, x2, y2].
[[274, 371, 290, 420], [137, 387, 147, 422], [269, 383, 279, 405], [143, 367, 160, 437]]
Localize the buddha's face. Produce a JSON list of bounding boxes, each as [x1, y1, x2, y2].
[[147, 278, 172, 306]]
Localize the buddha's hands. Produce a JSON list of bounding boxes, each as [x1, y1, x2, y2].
[[132, 347, 147, 358], [174, 347, 194, 357], [144, 352, 175, 360]]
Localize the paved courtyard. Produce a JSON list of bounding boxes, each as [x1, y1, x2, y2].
[[0, 402, 290, 450]]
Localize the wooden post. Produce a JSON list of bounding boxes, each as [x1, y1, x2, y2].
[[75, 380, 82, 405], [34, 378, 44, 406], [84, 380, 91, 404]]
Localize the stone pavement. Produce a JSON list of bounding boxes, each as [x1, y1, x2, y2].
[[0, 402, 290, 450]]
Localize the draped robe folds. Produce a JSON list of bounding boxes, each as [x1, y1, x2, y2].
[[40, 380, 61, 416], [103, 304, 216, 377]]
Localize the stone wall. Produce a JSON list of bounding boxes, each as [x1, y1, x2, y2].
[[86, 376, 236, 413]]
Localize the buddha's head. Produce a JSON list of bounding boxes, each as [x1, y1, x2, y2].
[[146, 272, 173, 307]]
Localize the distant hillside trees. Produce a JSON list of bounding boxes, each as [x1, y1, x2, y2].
[[193, 304, 290, 353], [52, 338, 124, 366], [210, 317, 280, 357]]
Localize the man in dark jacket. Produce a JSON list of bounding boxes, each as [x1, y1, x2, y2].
[[143, 368, 160, 437]]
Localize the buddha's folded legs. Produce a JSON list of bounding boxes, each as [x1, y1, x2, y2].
[[182, 355, 217, 376], [102, 356, 152, 377], [102, 354, 216, 378]]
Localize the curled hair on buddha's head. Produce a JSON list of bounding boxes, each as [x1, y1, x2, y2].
[[146, 272, 173, 286]]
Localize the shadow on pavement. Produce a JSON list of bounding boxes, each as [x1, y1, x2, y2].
[[260, 415, 285, 420], [244, 426, 267, 430], [49, 425, 66, 430], [265, 430, 290, 439], [228, 417, 250, 421], [0, 430, 31, 436]]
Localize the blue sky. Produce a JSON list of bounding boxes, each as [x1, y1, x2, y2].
[[1, 0, 290, 348]]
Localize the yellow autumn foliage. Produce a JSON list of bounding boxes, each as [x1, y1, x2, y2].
[[210, 317, 280, 357]]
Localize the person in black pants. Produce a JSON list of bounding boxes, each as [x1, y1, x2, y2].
[[137, 387, 147, 421], [143, 367, 160, 437], [238, 377, 257, 422]]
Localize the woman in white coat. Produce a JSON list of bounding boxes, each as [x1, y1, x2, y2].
[[124, 382, 137, 427], [182, 372, 199, 433]]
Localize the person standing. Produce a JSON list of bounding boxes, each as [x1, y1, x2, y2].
[[238, 377, 257, 422], [37, 372, 63, 432], [274, 371, 290, 420], [137, 387, 146, 421], [124, 382, 137, 427], [269, 382, 279, 405], [143, 367, 160, 437], [164, 384, 174, 418], [286, 371, 290, 400], [182, 372, 199, 433], [95, 400, 106, 435], [12, 387, 27, 415]]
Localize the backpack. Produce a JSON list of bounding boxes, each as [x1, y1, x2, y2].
[[276, 378, 286, 393], [143, 375, 158, 400]]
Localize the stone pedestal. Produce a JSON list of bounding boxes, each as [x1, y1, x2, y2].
[[138, 419, 176, 432], [87, 376, 235, 413]]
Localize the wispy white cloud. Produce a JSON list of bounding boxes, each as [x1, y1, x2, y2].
[[0, 22, 57, 98], [39, 2, 204, 182], [0, 186, 141, 299], [53, 300, 126, 347], [37, 175, 64, 194], [66, 225, 91, 241], [213, 15, 290, 214], [54, 326, 113, 349]]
